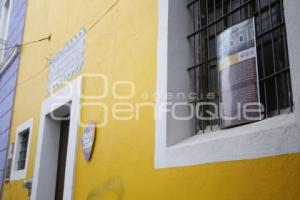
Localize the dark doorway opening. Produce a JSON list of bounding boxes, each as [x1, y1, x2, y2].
[[54, 118, 70, 200]]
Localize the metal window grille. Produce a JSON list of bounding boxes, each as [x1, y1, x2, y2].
[[17, 130, 29, 170], [187, 0, 293, 134]]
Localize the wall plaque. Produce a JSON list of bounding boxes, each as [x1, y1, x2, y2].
[[48, 28, 86, 93], [81, 121, 96, 161]]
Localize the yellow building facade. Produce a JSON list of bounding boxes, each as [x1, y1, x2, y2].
[[2, 0, 300, 199]]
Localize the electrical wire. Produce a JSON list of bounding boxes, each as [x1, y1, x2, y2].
[[0, 35, 51, 51], [2, 0, 120, 52], [86, 0, 120, 34], [15, 0, 121, 87], [17, 64, 48, 86]]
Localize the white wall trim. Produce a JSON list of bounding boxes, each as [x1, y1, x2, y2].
[[31, 76, 82, 200], [154, 0, 169, 169], [10, 118, 33, 181], [155, 0, 300, 169]]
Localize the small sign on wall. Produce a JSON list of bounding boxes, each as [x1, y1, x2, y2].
[[81, 121, 96, 161]]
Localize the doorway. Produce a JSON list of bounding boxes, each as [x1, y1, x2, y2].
[[32, 104, 71, 200], [55, 115, 70, 200], [31, 76, 82, 200]]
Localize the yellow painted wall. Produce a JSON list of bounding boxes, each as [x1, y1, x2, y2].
[[3, 0, 300, 199]]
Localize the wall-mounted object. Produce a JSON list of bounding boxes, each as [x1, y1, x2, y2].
[[4, 143, 14, 182], [81, 121, 96, 161], [48, 27, 86, 93], [23, 177, 32, 197]]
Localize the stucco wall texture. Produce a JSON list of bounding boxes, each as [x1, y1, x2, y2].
[[2, 0, 300, 200]]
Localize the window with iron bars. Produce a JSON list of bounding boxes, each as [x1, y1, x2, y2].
[[187, 0, 293, 134]]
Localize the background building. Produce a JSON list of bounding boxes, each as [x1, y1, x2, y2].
[[0, 0, 27, 195]]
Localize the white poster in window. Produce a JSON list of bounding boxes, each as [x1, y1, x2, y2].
[[217, 18, 262, 129]]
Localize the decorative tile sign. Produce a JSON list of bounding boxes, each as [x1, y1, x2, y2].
[[48, 28, 86, 93], [81, 121, 96, 161]]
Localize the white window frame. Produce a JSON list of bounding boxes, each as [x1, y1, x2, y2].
[[155, 0, 300, 169], [10, 118, 33, 180]]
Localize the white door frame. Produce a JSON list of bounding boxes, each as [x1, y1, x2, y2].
[[31, 76, 82, 200]]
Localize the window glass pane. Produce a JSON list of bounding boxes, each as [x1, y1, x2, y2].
[[259, 83, 266, 115], [17, 130, 29, 170], [266, 77, 277, 114], [200, 0, 207, 27], [273, 28, 286, 71], [201, 30, 208, 62], [260, 0, 269, 9], [261, 10, 271, 32], [210, 64, 218, 93], [215, 0, 222, 18], [232, 0, 241, 9], [216, 21, 223, 34], [232, 10, 240, 25], [255, 16, 261, 35], [209, 37, 216, 59], [257, 44, 264, 78], [277, 72, 289, 110], [262, 34, 274, 76], [223, 0, 230, 14], [208, 0, 215, 23], [272, 3, 282, 26]]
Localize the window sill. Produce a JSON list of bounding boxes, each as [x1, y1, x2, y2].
[[10, 169, 26, 181], [155, 113, 300, 168]]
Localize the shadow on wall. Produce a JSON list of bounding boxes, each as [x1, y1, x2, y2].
[[87, 177, 124, 200]]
